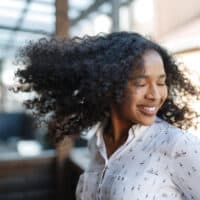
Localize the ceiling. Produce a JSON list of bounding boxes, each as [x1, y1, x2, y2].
[[0, 0, 133, 60], [0, 0, 54, 59]]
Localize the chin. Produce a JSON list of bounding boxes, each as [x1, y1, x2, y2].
[[137, 116, 156, 126]]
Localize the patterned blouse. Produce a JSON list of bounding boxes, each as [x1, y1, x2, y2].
[[76, 118, 200, 200]]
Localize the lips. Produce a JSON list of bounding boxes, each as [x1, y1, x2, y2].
[[138, 106, 158, 116]]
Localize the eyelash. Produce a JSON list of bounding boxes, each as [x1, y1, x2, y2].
[[134, 82, 166, 87], [135, 84, 145, 87], [157, 83, 166, 86]]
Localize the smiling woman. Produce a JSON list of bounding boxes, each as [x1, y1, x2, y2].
[[14, 32, 200, 200], [115, 50, 168, 127]]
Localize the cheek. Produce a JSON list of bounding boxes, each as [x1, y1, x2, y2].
[[161, 87, 168, 101], [121, 94, 138, 112], [125, 86, 146, 97], [121, 88, 146, 109]]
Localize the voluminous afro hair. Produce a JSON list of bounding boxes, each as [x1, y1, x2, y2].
[[14, 32, 200, 142]]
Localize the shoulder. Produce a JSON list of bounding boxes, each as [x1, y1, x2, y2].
[[159, 120, 200, 163], [167, 126, 200, 198], [154, 117, 199, 146], [154, 119, 200, 176], [170, 129, 200, 160], [149, 118, 200, 154], [150, 118, 181, 146], [165, 121, 200, 154]]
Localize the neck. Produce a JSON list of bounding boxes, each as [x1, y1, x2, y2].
[[102, 106, 135, 158], [105, 107, 133, 144]]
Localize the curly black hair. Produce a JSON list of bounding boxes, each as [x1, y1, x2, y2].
[[14, 31, 199, 142]]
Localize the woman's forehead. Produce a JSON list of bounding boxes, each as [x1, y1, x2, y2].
[[130, 51, 166, 78]]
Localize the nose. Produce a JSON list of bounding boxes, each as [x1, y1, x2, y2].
[[145, 84, 160, 100]]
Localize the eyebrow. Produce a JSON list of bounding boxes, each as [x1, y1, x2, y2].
[[131, 74, 166, 79]]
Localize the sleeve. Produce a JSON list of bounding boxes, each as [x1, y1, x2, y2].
[[169, 130, 200, 200]]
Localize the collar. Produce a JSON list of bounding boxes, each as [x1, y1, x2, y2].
[[94, 122, 150, 163], [95, 117, 162, 148]]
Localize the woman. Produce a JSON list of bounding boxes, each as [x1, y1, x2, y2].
[[14, 32, 200, 199]]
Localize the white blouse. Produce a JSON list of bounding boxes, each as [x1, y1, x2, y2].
[[76, 118, 200, 200]]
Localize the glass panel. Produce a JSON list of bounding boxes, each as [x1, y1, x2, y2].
[[98, 2, 112, 13], [21, 11, 55, 32], [0, 30, 13, 42], [68, 9, 80, 19], [34, 0, 55, 3], [69, 0, 93, 10], [0, 8, 22, 20], [0, 0, 26, 10], [24, 11, 55, 23], [29, 1, 55, 14]]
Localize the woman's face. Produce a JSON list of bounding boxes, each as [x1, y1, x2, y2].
[[113, 50, 168, 126]]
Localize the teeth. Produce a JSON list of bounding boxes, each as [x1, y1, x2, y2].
[[143, 107, 156, 111]]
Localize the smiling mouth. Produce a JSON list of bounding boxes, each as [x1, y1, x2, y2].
[[139, 106, 158, 116]]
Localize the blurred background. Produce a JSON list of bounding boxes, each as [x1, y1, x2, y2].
[[0, 0, 199, 199]]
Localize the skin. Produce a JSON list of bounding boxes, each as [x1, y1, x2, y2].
[[103, 50, 168, 157]]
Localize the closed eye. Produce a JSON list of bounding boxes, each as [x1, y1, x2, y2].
[[157, 76, 166, 86], [133, 82, 146, 87], [131, 78, 147, 87], [157, 82, 166, 86]]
